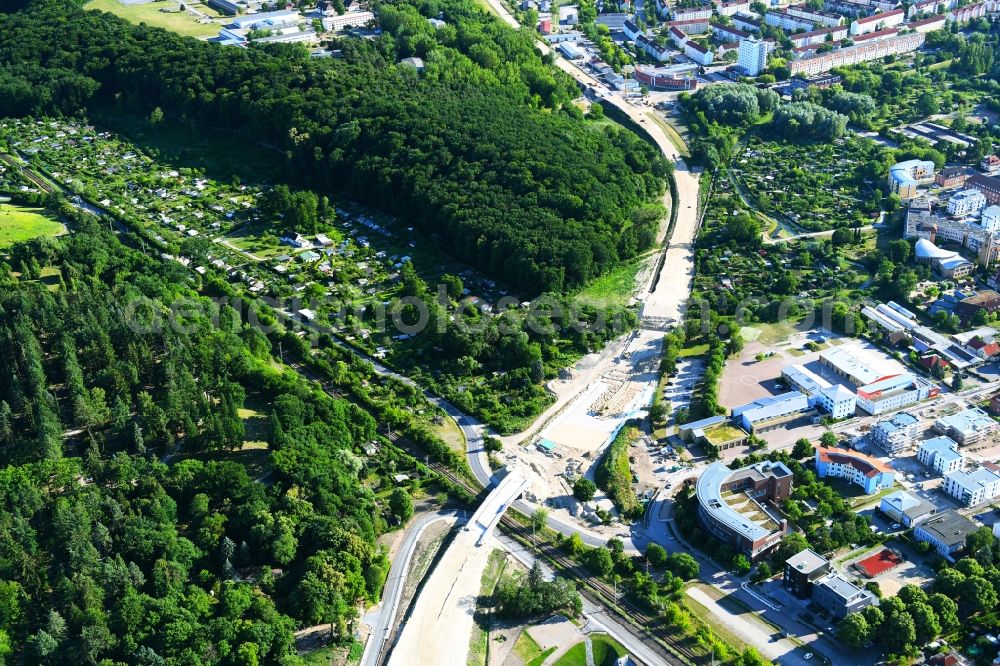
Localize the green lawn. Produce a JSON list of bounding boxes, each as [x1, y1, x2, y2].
[[513, 631, 550, 665], [0, 204, 66, 248], [678, 343, 710, 358], [84, 0, 221, 38], [573, 256, 646, 309], [552, 635, 626, 666]]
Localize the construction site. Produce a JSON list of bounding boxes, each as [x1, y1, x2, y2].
[[492, 328, 674, 535]]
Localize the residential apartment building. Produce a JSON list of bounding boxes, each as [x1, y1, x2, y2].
[[713, 22, 751, 41], [944, 465, 1000, 506], [888, 159, 936, 199], [715, 0, 752, 15], [321, 10, 374, 30], [667, 17, 712, 34], [738, 36, 769, 75], [948, 189, 987, 217], [934, 407, 997, 445], [765, 9, 816, 31], [674, 5, 713, 20], [814, 446, 896, 494], [825, 0, 879, 15], [870, 411, 920, 454], [791, 29, 922, 75], [948, 1, 985, 22], [983, 155, 1000, 176], [907, 0, 955, 18], [684, 40, 715, 65], [789, 25, 848, 47], [783, 549, 831, 598], [635, 34, 672, 61], [785, 4, 845, 26], [982, 205, 1000, 232], [853, 27, 902, 44], [812, 573, 879, 618], [967, 174, 1000, 205], [733, 12, 762, 31], [850, 8, 904, 33], [916, 436, 964, 474], [935, 166, 969, 188], [907, 14, 947, 32]]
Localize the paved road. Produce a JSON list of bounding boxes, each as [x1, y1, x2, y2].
[[359, 510, 461, 666]]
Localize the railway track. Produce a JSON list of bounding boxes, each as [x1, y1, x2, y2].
[[0, 152, 56, 193], [425, 461, 703, 666], [0, 150, 699, 664]]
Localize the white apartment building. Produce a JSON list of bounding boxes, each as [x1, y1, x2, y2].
[[948, 188, 987, 216], [850, 8, 904, 34], [870, 411, 920, 455], [791, 30, 923, 75], [785, 4, 844, 26], [819, 385, 857, 419], [322, 10, 374, 30], [673, 5, 713, 20], [934, 407, 997, 446], [715, 0, 751, 16], [765, 9, 816, 31], [684, 40, 715, 65], [981, 205, 1000, 232], [738, 37, 769, 75], [916, 435, 965, 474], [944, 465, 1000, 506]]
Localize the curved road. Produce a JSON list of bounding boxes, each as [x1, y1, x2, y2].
[[360, 509, 461, 666]]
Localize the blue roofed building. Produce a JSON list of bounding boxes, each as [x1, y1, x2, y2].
[[916, 436, 964, 474], [888, 159, 935, 199], [731, 391, 814, 434], [934, 407, 997, 445], [879, 489, 937, 527], [869, 411, 920, 455]]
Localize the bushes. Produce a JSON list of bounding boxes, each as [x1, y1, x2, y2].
[[770, 102, 848, 142], [493, 562, 582, 619], [688, 84, 780, 126], [572, 477, 597, 502], [594, 424, 642, 520]]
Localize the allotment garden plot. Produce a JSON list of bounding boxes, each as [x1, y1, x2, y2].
[[731, 136, 886, 234]]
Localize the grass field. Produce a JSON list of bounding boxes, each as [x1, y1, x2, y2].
[[0, 204, 66, 248], [468, 549, 508, 666], [513, 631, 551, 665], [84, 0, 220, 37], [678, 343, 710, 358], [552, 634, 626, 666], [431, 415, 466, 457], [573, 256, 646, 309]]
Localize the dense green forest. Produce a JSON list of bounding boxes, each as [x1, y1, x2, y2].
[[0, 207, 465, 663], [0, 0, 670, 295]]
